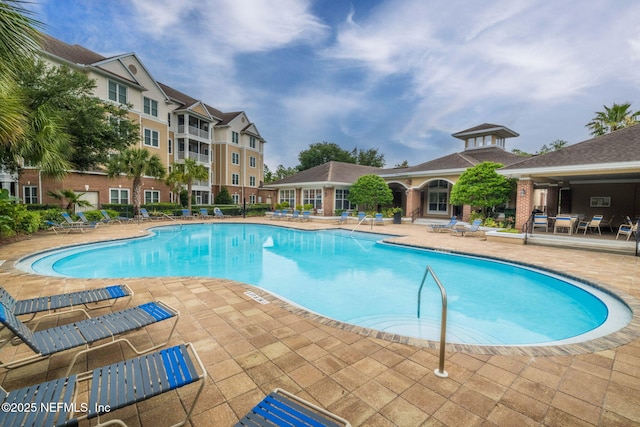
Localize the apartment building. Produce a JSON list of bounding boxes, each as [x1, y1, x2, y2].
[[10, 35, 266, 209]]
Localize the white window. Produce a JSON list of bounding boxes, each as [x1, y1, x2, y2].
[[232, 131, 239, 144], [279, 189, 295, 206], [144, 129, 159, 148], [108, 81, 127, 104], [232, 152, 240, 165], [250, 136, 256, 148], [232, 193, 240, 204], [303, 189, 323, 209], [232, 173, 239, 185], [110, 188, 129, 204], [335, 189, 352, 211], [144, 190, 160, 204], [23, 186, 38, 204], [249, 194, 256, 204], [249, 156, 256, 168], [249, 176, 256, 187], [427, 180, 449, 214], [143, 97, 158, 117]]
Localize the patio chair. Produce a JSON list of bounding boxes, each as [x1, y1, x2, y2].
[[300, 211, 311, 222], [270, 209, 282, 220], [374, 212, 384, 225], [236, 388, 351, 427], [553, 216, 573, 235], [532, 214, 548, 233], [616, 221, 638, 241], [0, 283, 133, 323], [77, 211, 101, 227], [214, 207, 226, 219], [0, 300, 179, 373], [45, 220, 72, 234], [181, 209, 195, 220], [599, 214, 615, 232], [0, 342, 206, 427], [58, 213, 98, 233], [337, 211, 348, 224], [576, 215, 603, 235], [288, 210, 300, 221], [450, 219, 483, 237], [100, 209, 132, 224], [199, 208, 212, 219], [138, 207, 160, 221], [426, 216, 457, 233]]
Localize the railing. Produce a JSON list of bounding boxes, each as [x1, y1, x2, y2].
[[521, 210, 537, 245], [410, 206, 422, 222], [350, 214, 372, 235], [176, 151, 210, 164], [417, 265, 448, 378]]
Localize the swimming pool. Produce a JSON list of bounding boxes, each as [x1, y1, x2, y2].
[[19, 223, 631, 346]]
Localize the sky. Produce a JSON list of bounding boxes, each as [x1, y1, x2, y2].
[[29, 0, 640, 170]]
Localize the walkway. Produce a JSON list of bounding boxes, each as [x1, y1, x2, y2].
[[0, 218, 639, 426]]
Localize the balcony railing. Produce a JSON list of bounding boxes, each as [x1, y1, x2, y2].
[[176, 125, 210, 140], [176, 151, 210, 164]]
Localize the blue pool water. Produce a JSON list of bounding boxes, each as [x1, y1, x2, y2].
[[21, 223, 631, 346]]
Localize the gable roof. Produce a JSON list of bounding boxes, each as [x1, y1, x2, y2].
[[452, 123, 520, 139], [381, 147, 526, 177], [500, 124, 640, 175], [267, 161, 383, 187]]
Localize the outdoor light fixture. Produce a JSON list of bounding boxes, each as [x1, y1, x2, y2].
[[520, 188, 526, 196]]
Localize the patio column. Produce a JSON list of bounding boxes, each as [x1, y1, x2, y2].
[[515, 178, 534, 230], [405, 188, 420, 217], [546, 184, 559, 218], [462, 205, 472, 222]]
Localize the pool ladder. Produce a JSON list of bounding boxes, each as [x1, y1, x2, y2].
[[350, 215, 372, 235], [417, 265, 448, 378]]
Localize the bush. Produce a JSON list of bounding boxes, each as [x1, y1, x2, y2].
[[0, 200, 41, 236]]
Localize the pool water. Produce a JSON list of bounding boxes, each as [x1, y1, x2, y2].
[[23, 223, 631, 346]]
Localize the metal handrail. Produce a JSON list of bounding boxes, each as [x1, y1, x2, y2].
[[417, 265, 448, 378], [350, 215, 372, 235]]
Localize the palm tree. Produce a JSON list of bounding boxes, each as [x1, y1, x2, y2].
[[47, 189, 92, 212], [586, 102, 640, 136], [106, 148, 166, 216], [165, 158, 209, 212]]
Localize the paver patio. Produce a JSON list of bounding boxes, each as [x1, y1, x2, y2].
[[0, 218, 638, 426]]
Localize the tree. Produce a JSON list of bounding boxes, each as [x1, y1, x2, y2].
[[394, 160, 409, 168], [214, 186, 233, 204], [298, 142, 355, 171], [449, 162, 514, 216], [586, 102, 640, 136], [17, 61, 139, 171], [106, 148, 166, 216], [47, 189, 92, 212], [512, 139, 568, 156], [347, 174, 393, 213], [352, 147, 385, 167], [165, 158, 208, 211], [0, 1, 71, 178]]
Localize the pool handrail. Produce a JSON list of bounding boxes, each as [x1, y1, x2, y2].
[[417, 265, 448, 378]]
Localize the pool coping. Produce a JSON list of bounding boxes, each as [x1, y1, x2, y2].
[[11, 222, 640, 357]]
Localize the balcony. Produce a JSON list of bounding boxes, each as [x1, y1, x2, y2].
[[176, 150, 210, 164], [177, 125, 209, 140]]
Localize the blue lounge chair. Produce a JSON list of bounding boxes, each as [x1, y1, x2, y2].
[[450, 219, 484, 237], [0, 342, 206, 427], [199, 208, 212, 219], [45, 220, 73, 234], [60, 212, 97, 232], [426, 216, 457, 233], [300, 211, 311, 222], [0, 300, 179, 372], [100, 209, 132, 224], [357, 211, 366, 222], [270, 209, 282, 220], [237, 388, 351, 427], [77, 211, 101, 227], [337, 211, 348, 224], [0, 284, 132, 323], [288, 210, 300, 221], [214, 207, 225, 219], [374, 213, 384, 225], [181, 209, 194, 220]]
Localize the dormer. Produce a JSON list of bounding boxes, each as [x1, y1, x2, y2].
[[452, 123, 519, 151]]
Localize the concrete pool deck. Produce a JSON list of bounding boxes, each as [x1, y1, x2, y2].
[[0, 218, 639, 426]]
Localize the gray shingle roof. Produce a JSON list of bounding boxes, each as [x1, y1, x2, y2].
[[268, 161, 383, 186], [381, 147, 526, 176], [501, 124, 640, 171]]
